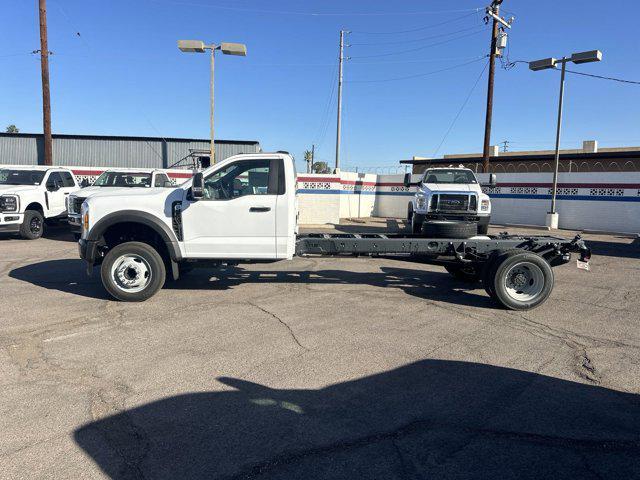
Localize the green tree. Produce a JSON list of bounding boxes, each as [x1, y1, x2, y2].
[[303, 150, 313, 173], [5, 124, 19, 133], [312, 161, 330, 174]]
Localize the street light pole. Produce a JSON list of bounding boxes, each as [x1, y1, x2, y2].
[[550, 58, 567, 216], [178, 40, 246, 165], [528, 49, 601, 229]]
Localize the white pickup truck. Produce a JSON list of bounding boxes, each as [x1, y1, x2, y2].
[[405, 166, 494, 237], [78, 153, 590, 310], [0, 166, 78, 239], [67, 169, 173, 235]]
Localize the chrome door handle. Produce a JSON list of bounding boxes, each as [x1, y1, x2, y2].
[[250, 207, 271, 212]]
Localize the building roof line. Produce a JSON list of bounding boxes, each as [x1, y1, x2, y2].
[[0, 132, 260, 145], [400, 150, 640, 164]]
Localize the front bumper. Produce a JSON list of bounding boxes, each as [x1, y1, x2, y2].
[[68, 214, 82, 233], [0, 213, 23, 232]]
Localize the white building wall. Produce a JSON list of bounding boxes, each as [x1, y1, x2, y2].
[[35, 165, 640, 233]]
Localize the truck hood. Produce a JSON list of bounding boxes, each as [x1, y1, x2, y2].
[[0, 185, 39, 195], [421, 183, 477, 193], [71, 186, 152, 197], [85, 186, 178, 202]]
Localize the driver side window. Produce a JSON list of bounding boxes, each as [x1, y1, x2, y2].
[[203, 160, 271, 200], [46, 172, 64, 190]]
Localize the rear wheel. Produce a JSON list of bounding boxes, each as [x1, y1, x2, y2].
[[488, 251, 554, 310], [101, 241, 166, 301], [19, 210, 44, 240]]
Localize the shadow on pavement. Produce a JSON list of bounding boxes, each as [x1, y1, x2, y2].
[[10, 259, 494, 308], [170, 265, 495, 309], [9, 258, 109, 299], [586, 238, 640, 259], [74, 359, 640, 479], [0, 223, 76, 242]]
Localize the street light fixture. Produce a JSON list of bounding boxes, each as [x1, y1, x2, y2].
[[529, 50, 602, 229], [178, 39, 247, 164]]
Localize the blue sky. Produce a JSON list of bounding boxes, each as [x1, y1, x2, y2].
[[1, 0, 639, 171]]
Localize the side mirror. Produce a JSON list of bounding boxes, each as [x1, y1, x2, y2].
[[80, 179, 90, 188], [191, 172, 204, 199], [163, 180, 173, 188], [489, 173, 497, 187], [403, 173, 411, 188]]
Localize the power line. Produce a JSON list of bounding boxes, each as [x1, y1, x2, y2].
[[506, 59, 640, 85], [349, 29, 487, 59], [432, 60, 490, 157], [563, 68, 640, 85], [350, 11, 479, 35], [349, 24, 483, 46], [346, 57, 486, 83], [148, 0, 482, 16]]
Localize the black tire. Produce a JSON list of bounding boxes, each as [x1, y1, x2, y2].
[[19, 210, 44, 240], [445, 264, 481, 282], [489, 251, 554, 310], [100, 241, 166, 302], [407, 203, 413, 222], [477, 221, 489, 235], [411, 213, 425, 235], [422, 220, 477, 239]]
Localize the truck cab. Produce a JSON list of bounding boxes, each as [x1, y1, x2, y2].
[[67, 169, 173, 233], [0, 166, 78, 239], [406, 167, 494, 237], [78, 153, 296, 300]]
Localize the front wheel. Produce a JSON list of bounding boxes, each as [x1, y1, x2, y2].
[[100, 241, 166, 301], [19, 210, 44, 240]]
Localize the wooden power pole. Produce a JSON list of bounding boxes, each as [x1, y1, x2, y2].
[[38, 0, 53, 166], [481, 0, 503, 173]]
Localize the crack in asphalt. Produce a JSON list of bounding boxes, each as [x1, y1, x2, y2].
[[249, 303, 308, 351]]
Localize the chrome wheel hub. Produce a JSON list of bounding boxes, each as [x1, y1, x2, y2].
[[111, 254, 152, 293], [504, 262, 545, 302]]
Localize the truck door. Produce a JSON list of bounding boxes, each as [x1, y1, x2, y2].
[[181, 158, 279, 258], [44, 172, 73, 216]]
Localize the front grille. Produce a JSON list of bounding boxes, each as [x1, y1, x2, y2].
[[437, 194, 469, 212], [69, 196, 85, 215]]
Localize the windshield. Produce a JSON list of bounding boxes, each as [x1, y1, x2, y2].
[[93, 171, 152, 187], [0, 169, 46, 186], [422, 169, 477, 184]]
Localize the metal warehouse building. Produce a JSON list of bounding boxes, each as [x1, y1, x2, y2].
[[0, 133, 261, 169]]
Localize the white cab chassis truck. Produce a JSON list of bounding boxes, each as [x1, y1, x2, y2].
[[67, 169, 173, 235], [0, 166, 78, 239], [78, 153, 590, 310], [405, 166, 494, 237]]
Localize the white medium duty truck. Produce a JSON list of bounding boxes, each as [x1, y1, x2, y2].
[[405, 166, 493, 237], [78, 153, 590, 310], [0, 166, 78, 239]]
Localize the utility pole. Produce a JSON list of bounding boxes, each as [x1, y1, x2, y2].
[[335, 30, 348, 171], [38, 0, 53, 166], [311, 144, 315, 173], [481, 0, 513, 173]]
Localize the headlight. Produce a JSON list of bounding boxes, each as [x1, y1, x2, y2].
[[481, 199, 490, 211], [81, 202, 89, 232], [0, 195, 19, 212], [416, 197, 427, 210]]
